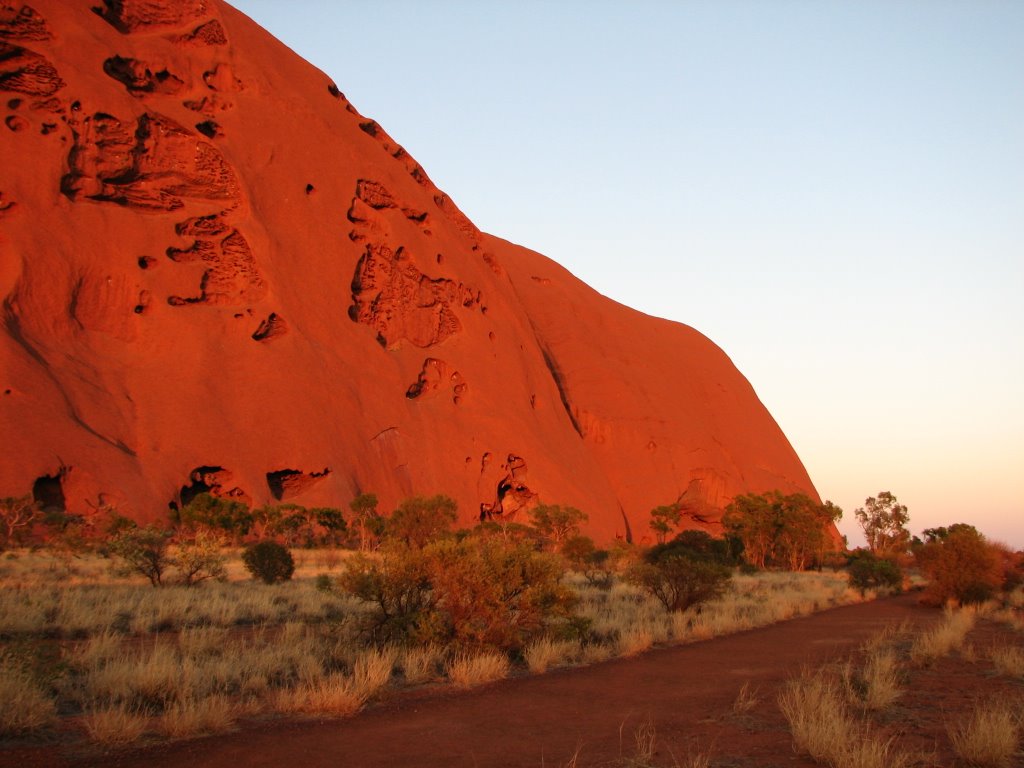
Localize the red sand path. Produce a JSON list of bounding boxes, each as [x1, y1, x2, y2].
[[55, 594, 941, 768]]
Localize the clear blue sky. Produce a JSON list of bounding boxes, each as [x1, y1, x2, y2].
[[230, 1, 1024, 548]]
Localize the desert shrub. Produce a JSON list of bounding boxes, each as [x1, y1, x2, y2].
[[173, 530, 227, 587], [915, 526, 1003, 605], [339, 537, 578, 652], [174, 492, 253, 540], [625, 546, 731, 613], [847, 551, 902, 595], [650, 529, 737, 566], [384, 495, 457, 549], [241, 541, 295, 584], [109, 525, 174, 587], [0, 495, 41, 549], [562, 535, 614, 589], [338, 548, 437, 644], [426, 536, 578, 651]]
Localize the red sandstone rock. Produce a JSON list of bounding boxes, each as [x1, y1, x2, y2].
[[0, 0, 827, 542]]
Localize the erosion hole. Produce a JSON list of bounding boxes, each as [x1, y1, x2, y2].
[[32, 472, 66, 512], [179, 465, 224, 507]]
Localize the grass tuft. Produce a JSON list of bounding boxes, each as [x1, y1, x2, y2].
[[446, 650, 509, 689], [948, 702, 1022, 768], [989, 645, 1024, 678], [910, 606, 976, 665], [524, 637, 578, 674], [83, 703, 149, 745], [157, 694, 234, 739], [0, 663, 56, 736]]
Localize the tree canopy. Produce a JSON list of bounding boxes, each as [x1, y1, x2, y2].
[[722, 491, 841, 570]]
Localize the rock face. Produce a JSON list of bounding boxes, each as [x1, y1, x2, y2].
[[0, 0, 825, 541]]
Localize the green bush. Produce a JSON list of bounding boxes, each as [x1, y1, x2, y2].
[[626, 543, 732, 613], [108, 525, 173, 587], [846, 551, 902, 595], [241, 541, 295, 584]]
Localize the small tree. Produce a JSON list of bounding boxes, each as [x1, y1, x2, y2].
[[0, 495, 41, 548], [915, 525, 1002, 605], [311, 507, 347, 545], [349, 492, 380, 551], [847, 550, 902, 595], [109, 525, 174, 587], [649, 504, 682, 544], [385, 495, 457, 549], [723, 491, 838, 570], [626, 553, 731, 613], [337, 548, 436, 644], [242, 541, 295, 584], [173, 530, 227, 586], [529, 504, 588, 552], [854, 491, 910, 558]]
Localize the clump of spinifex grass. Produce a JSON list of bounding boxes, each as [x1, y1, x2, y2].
[[948, 702, 1022, 768], [0, 660, 57, 736], [778, 667, 912, 768], [842, 648, 902, 712], [524, 637, 578, 674], [910, 605, 976, 665], [989, 644, 1024, 678], [445, 650, 509, 689]]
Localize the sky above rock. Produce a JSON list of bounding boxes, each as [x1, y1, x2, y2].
[[229, 0, 1023, 547]]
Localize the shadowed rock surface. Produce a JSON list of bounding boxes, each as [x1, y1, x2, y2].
[[0, 0, 825, 541]]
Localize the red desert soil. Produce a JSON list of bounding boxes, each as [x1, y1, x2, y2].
[[8, 593, 1019, 768], [1, 0, 832, 543]]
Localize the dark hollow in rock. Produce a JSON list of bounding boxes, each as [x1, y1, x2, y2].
[[251, 312, 287, 342], [266, 467, 331, 501], [32, 471, 65, 512]]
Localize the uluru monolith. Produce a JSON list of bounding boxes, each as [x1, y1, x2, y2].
[[1, 0, 826, 541]]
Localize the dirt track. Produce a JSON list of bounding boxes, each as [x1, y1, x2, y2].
[[32, 594, 949, 768]]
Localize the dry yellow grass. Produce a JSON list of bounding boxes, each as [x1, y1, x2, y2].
[[350, 646, 395, 700], [778, 670, 854, 762], [843, 649, 902, 711], [83, 703, 149, 745], [989, 645, 1024, 678], [732, 681, 761, 715], [0, 550, 890, 751], [948, 702, 1021, 768], [910, 605, 976, 665], [0, 663, 57, 736], [524, 637, 578, 674], [446, 650, 509, 688], [398, 644, 442, 684], [616, 627, 655, 657], [156, 694, 235, 739], [778, 668, 912, 768], [274, 674, 364, 716]]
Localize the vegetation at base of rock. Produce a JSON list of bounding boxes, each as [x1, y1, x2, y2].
[[625, 531, 733, 613], [242, 540, 295, 584], [722, 491, 842, 570], [338, 532, 577, 651], [847, 550, 903, 595]]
